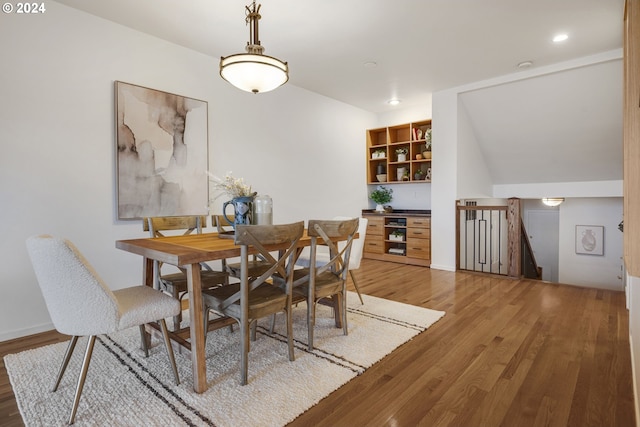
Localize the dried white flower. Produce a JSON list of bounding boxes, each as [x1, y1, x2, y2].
[[208, 171, 255, 200]]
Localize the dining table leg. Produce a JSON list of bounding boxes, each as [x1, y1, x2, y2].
[[185, 262, 207, 393]]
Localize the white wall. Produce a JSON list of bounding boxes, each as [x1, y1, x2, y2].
[[456, 100, 494, 198], [0, 2, 377, 341], [430, 89, 458, 271], [558, 198, 624, 290]]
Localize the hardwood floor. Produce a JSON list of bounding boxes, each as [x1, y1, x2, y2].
[[0, 259, 635, 426]]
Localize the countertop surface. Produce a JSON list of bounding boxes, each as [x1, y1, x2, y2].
[[362, 209, 431, 216]]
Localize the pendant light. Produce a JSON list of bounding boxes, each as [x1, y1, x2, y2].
[[219, 1, 289, 94], [542, 198, 564, 207]]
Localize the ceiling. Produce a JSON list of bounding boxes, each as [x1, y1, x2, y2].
[[54, 0, 625, 186]]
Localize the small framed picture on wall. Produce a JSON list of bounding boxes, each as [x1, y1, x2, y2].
[[575, 225, 604, 256]]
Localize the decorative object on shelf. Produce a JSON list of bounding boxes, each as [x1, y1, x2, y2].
[[372, 149, 386, 159], [376, 163, 386, 175], [219, 1, 288, 94], [414, 169, 425, 180], [426, 167, 432, 180], [423, 128, 432, 159], [395, 148, 408, 162], [416, 153, 423, 160], [369, 185, 393, 213], [396, 167, 407, 182], [416, 129, 423, 140], [389, 230, 405, 241], [376, 174, 387, 182], [210, 172, 257, 229]]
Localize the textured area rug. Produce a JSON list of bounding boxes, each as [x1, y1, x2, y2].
[[5, 292, 444, 426]]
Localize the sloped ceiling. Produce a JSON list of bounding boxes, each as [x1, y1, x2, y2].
[[459, 59, 623, 185]]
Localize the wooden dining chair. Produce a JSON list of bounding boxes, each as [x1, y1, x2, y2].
[[202, 221, 304, 385], [144, 216, 229, 330], [26, 235, 180, 425], [295, 216, 367, 304], [282, 218, 359, 350], [213, 214, 272, 280]]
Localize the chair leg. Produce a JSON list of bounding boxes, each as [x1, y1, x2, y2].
[[139, 325, 149, 357], [350, 270, 364, 305], [340, 291, 348, 336], [52, 336, 78, 392], [286, 307, 294, 361], [68, 335, 96, 425], [240, 320, 250, 385], [172, 288, 182, 331], [307, 300, 316, 351], [159, 319, 180, 385], [269, 313, 276, 334], [250, 320, 257, 342]]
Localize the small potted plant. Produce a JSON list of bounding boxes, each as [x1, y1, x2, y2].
[[422, 129, 432, 159], [389, 230, 405, 241], [372, 149, 386, 159], [395, 147, 408, 162], [369, 185, 393, 212], [414, 169, 425, 180]]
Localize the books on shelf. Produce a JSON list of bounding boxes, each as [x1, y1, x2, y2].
[[388, 248, 405, 255]]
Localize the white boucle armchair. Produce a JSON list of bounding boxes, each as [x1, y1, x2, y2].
[[25, 235, 181, 425]]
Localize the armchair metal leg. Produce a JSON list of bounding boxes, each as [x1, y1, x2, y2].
[[69, 335, 96, 425], [52, 336, 78, 392], [159, 319, 180, 385], [349, 270, 364, 305]]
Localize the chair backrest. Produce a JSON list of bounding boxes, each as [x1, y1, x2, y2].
[[213, 214, 234, 233], [25, 235, 120, 336], [143, 215, 206, 237], [332, 216, 368, 270], [308, 218, 359, 281], [220, 221, 304, 309]]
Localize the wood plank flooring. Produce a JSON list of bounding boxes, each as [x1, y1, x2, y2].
[[0, 259, 635, 426]]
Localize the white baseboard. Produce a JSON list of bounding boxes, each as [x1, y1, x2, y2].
[[0, 322, 54, 343], [429, 264, 456, 272]]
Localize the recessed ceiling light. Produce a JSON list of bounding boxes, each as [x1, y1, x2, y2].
[[517, 60, 533, 68], [387, 99, 401, 106], [364, 61, 378, 68], [553, 34, 568, 43]]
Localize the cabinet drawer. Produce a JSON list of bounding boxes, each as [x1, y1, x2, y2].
[[407, 227, 431, 239], [364, 240, 385, 254], [407, 238, 430, 259], [407, 217, 430, 228], [366, 217, 384, 236]]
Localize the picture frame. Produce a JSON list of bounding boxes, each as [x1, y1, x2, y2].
[[575, 225, 604, 256], [115, 81, 209, 219]]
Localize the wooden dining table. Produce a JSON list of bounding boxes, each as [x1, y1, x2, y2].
[[115, 231, 312, 393]]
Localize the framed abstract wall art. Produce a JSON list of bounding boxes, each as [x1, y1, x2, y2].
[[115, 81, 208, 219]]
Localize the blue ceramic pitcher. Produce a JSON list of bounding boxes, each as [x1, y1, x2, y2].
[[223, 196, 254, 230]]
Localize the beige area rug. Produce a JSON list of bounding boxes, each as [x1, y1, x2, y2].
[[5, 292, 445, 426]]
